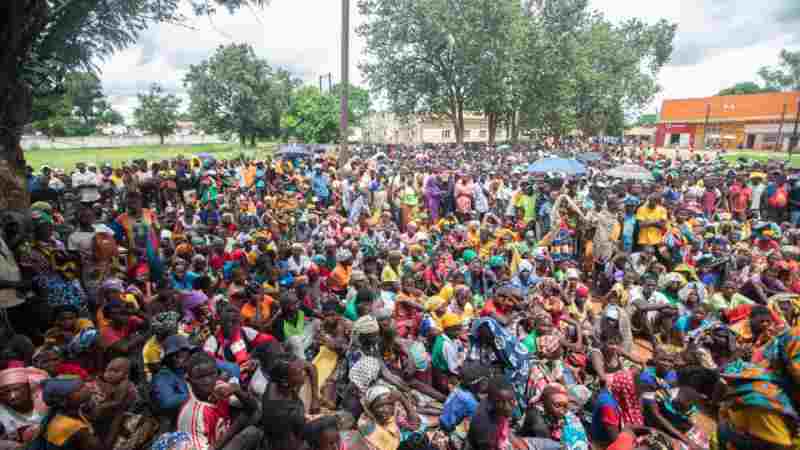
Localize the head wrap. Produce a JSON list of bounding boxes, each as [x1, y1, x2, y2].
[[425, 296, 446, 312], [365, 385, 392, 408], [150, 432, 191, 450], [351, 270, 367, 282], [441, 313, 461, 329], [31, 209, 53, 226], [353, 315, 380, 335], [42, 377, 83, 409], [30, 201, 53, 214], [336, 248, 353, 262], [537, 334, 560, 355], [66, 328, 98, 358], [489, 255, 506, 269], [372, 306, 393, 321], [151, 311, 180, 336], [181, 290, 208, 322], [518, 260, 533, 273], [462, 249, 478, 263]]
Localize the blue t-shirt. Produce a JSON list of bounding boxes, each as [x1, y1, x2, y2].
[[591, 389, 620, 444], [622, 214, 637, 253], [440, 388, 479, 432]]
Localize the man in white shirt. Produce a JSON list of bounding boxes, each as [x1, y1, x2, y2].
[[71, 162, 101, 205]]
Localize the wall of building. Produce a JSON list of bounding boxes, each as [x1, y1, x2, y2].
[[21, 134, 225, 150]]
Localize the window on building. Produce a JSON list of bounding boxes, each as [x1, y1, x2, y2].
[[442, 129, 451, 139], [479, 130, 487, 138]]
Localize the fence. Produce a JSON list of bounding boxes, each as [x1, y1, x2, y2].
[[21, 134, 226, 150]]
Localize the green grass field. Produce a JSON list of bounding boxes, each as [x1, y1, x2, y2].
[[721, 151, 800, 168], [24, 143, 278, 171]]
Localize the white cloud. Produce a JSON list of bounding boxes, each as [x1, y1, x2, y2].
[[100, 0, 798, 121]]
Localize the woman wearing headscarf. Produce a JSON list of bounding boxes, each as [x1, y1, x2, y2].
[[341, 315, 411, 420], [465, 318, 530, 418], [17, 208, 88, 318], [521, 384, 589, 450], [142, 311, 180, 379], [0, 367, 48, 446], [340, 385, 419, 450], [150, 432, 191, 450], [37, 377, 124, 450]]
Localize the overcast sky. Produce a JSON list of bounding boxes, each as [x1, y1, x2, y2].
[[98, 0, 800, 120]]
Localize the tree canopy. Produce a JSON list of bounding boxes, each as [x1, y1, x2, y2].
[[0, 0, 269, 208], [134, 83, 182, 144], [30, 72, 123, 137], [758, 49, 800, 92], [281, 84, 370, 144], [358, 0, 676, 143], [184, 43, 295, 146], [716, 81, 776, 96]]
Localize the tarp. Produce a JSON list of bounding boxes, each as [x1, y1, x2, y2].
[[527, 158, 587, 175], [605, 164, 654, 182]]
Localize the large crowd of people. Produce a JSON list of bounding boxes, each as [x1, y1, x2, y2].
[[2, 141, 799, 450]]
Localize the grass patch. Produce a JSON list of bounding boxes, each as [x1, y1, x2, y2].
[[24, 142, 278, 171], [722, 151, 800, 168]]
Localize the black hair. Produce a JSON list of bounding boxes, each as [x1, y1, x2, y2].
[[268, 352, 300, 384], [397, 433, 435, 450], [355, 288, 374, 304], [487, 375, 512, 397], [187, 351, 215, 375], [192, 275, 212, 291], [676, 366, 720, 391], [461, 363, 491, 387], [751, 305, 771, 318], [303, 416, 339, 449], [262, 399, 306, 450], [251, 341, 282, 371]]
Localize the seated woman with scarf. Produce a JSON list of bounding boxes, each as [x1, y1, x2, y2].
[[520, 384, 589, 450], [0, 367, 49, 447], [465, 318, 531, 419], [341, 385, 420, 450], [38, 377, 124, 450]]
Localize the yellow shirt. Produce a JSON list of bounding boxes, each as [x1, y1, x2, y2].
[[635, 204, 667, 246], [381, 265, 401, 284], [142, 336, 163, 375]]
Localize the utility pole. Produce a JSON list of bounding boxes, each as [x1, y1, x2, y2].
[[702, 103, 710, 149], [339, 0, 350, 164], [319, 75, 323, 93], [778, 103, 787, 152], [328, 73, 333, 93], [791, 98, 800, 159]]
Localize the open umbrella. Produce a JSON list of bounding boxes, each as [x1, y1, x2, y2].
[[605, 164, 654, 182], [497, 144, 512, 151], [527, 158, 587, 175], [576, 152, 603, 162], [276, 144, 313, 158]]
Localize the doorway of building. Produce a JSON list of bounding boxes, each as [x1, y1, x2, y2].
[[669, 134, 681, 147], [746, 134, 756, 149]]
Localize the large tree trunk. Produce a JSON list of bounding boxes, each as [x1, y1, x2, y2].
[[511, 110, 520, 144], [159, 134, 165, 145], [250, 135, 256, 147], [455, 99, 465, 145], [0, 0, 46, 210], [487, 111, 497, 146]]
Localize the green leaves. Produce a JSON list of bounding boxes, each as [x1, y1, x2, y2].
[[758, 50, 800, 92], [281, 84, 370, 144], [183, 43, 295, 145], [133, 83, 181, 143], [360, 0, 676, 140]]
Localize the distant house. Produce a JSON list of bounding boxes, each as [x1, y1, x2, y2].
[[657, 91, 800, 150], [97, 124, 129, 136], [176, 121, 195, 136]]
